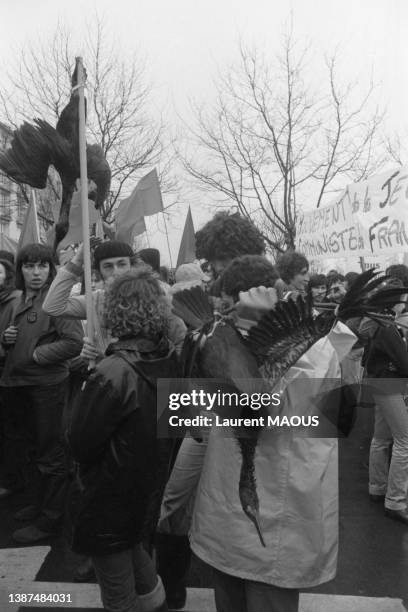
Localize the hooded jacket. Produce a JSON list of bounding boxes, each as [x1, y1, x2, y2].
[[68, 336, 179, 556]]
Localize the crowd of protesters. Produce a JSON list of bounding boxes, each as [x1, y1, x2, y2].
[[0, 210, 407, 612]]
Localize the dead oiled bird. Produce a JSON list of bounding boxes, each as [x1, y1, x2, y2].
[[172, 270, 407, 547], [0, 58, 111, 251]]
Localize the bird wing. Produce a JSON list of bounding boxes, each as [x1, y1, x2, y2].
[[34, 119, 74, 177], [172, 286, 215, 330], [246, 292, 333, 381], [247, 270, 408, 381], [336, 269, 407, 320], [0, 122, 52, 188], [172, 286, 266, 545]]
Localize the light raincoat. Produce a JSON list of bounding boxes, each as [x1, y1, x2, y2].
[[190, 322, 356, 588]]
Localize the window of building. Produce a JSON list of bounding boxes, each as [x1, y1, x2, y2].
[[0, 191, 11, 221]]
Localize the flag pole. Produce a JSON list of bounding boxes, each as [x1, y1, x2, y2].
[[77, 57, 94, 355], [31, 190, 41, 242], [162, 212, 173, 268]]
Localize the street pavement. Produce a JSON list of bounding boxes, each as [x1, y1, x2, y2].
[[0, 405, 407, 611]]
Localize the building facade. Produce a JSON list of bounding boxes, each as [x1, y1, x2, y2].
[[0, 121, 58, 249]]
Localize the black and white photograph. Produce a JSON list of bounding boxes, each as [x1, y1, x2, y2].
[[0, 0, 407, 610]]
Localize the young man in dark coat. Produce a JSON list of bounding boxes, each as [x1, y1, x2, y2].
[[0, 244, 83, 543], [69, 268, 179, 612]]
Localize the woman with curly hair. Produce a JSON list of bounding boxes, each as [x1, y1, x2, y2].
[[69, 268, 179, 612]]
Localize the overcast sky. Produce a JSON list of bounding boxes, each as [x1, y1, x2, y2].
[[1, 0, 408, 265]]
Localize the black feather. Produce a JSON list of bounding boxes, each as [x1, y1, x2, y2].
[[172, 286, 215, 329], [0, 58, 111, 250]]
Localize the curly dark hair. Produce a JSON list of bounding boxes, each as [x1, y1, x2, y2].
[[195, 212, 265, 262], [104, 268, 169, 339], [276, 251, 309, 284], [221, 255, 279, 301], [15, 244, 57, 290], [385, 264, 408, 286]]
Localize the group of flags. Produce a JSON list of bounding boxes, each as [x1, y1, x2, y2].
[[4, 167, 197, 268], [113, 167, 196, 266]]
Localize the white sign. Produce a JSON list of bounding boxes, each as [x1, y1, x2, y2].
[[296, 167, 408, 260]]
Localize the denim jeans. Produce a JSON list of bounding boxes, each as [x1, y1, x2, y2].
[[212, 567, 299, 612], [158, 436, 208, 536], [2, 382, 68, 529], [92, 543, 158, 612], [369, 394, 408, 510]]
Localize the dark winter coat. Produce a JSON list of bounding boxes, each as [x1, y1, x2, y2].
[[0, 286, 83, 387], [68, 336, 179, 556], [360, 317, 408, 395], [0, 289, 21, 369]]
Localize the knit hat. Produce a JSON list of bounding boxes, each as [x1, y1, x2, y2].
[[170, 263, 210, 294], [93, 241, 134, 269], [138, 248, 160, 273]]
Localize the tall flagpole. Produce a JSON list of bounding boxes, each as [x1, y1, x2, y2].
[[162, 212, 173, 268], [31, 190, 41, 242], [77, 57, 94, 357]]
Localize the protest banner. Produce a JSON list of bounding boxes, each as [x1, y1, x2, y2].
[[296, 189, 363, 259], [296, 166, 408, 261]]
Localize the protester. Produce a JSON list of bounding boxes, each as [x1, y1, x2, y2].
[[138, 248, 161, 274], [156, 213, 266, 609], [0, 258, 20, 356], [43, 240, 186, 361], [0, 244, 82, 543], [276, 251, 310, 296], [69, 268, 178, 612], [195, 211, 265, 279], [0, 250, 15, 265], [344, 271, 359, 291], [138, 248, 174, 292], [189, 262, 357, 612], [361, 278, 408, 524], [170, 263, 210, 294], [0, 258, 20, 473], [43, 240, 185, 582], [43, 240, 134, 359], [308, 273, 327, 305], [385, 264, 408, 286], [326, 273, 346, 303]]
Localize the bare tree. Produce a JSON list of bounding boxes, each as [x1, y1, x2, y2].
[[384, 132, 408, 167], [0, 18, 172, 226], [182, 28, 387, 252]]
